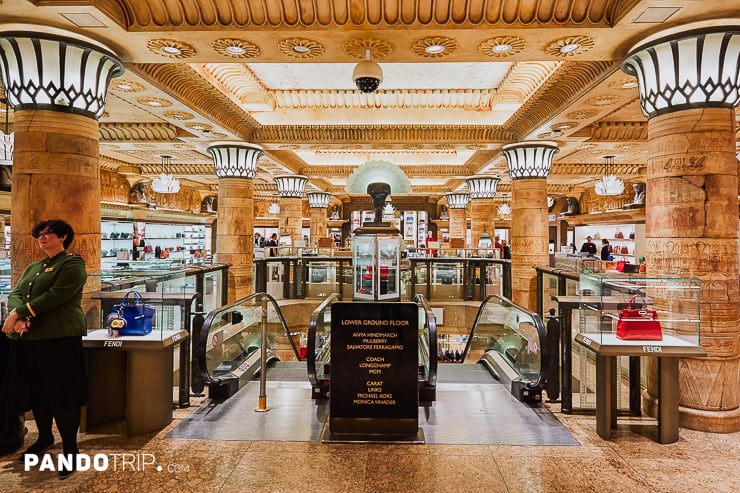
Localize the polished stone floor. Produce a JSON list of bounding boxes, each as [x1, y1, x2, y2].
[[1, 387, 738, 493]]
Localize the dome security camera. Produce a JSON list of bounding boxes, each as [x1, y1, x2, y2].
[[352, 51, 383, 93]]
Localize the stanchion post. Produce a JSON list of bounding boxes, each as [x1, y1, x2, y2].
[[256, 296, 270, 412]]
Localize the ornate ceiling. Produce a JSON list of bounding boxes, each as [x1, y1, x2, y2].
[[1, 0, 739, 201]]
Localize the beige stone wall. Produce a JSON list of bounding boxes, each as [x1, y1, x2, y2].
[[510, 179, 549, 310], [644, 107, 739, 432], [469, 198, 496, 250], [215, 178, 254, 303], [279, 197, 303, 245], [310, 207, 328, 243], [448, 207, 467, 243]]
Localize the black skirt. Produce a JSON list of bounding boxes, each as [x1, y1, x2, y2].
[[4, 336, 87, 413]]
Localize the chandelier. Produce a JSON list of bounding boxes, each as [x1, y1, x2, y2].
[[0, 98, 12, 166], [150, 154, 180, 194], [594, 155, 624, 196]]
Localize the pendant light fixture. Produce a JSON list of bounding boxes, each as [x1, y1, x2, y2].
[[594, 155, 624, 196], [150, 154, 180, 194]]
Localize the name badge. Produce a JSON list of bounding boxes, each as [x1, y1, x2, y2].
[[45, 267, 54, 272]]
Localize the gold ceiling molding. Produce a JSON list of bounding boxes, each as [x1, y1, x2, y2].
[[565, 109, 598, 120], [411, 37, 457, 58], [344, 39, 393, 59], [550, 162, 642, 176], [271, 89, 497, 111], [104, 0, 624, 30], [163, 110, 195, 120], [494, 61, 562, 108], [138, 163, 216, 175], [110, 79, 145, 92], [313, 148, 459, 156], [587, 122, 648, 141], [299, 165, 470, 177], [255, 125, 516, 144], [136, 96, 172, 108], [99, 123, 180, 141], [505, 60, 621, 137], [197, 63, 273, 111], [130, 63, 261, 140], [585, 95, 622, 107]]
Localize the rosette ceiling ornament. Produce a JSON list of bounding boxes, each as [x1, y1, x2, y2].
[[345, 160, 411, 195]]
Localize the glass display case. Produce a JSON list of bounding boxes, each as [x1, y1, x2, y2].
[[352, 227, 401, 301], [576, 273, 701, 346], [431, 261, 463, 299]]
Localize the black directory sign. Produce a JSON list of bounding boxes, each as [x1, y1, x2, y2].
[[329, 301, 418, 436]]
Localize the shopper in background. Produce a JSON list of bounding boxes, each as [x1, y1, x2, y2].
[[600, 239, 611, 261], [580, 236, 597, 256], [265, 233, 278, 257], [501, 239, 512, 259], [1, 219, 87, 479]]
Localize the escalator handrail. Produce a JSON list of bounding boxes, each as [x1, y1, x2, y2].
[[195, 291, 294, 385], [465, 294, 548, 390], [306, 292, 343, 387], [413, 294, 438, 388]]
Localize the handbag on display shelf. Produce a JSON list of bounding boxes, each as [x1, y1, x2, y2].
[[116, 248, 130, 260], [621, 246, 629, 254], [616, 295, 663, 341], [593, 232, 601, 240], [614, 228, 624, 239], [106, 290, 156, 336], [629, 231, 635, 240], [616, 260, 627, 272]]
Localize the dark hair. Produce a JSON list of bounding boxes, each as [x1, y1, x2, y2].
[[602, 239, 609, 245], [32, 219, 75, 249]]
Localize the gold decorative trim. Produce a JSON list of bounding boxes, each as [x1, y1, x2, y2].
[[343, 39, 393, 60], [185, 122, 213, 132], [212, 38, 260, 58], [608, 77, 639, 91], [588, 122, 648, 141], [135, 96, 172, 108], [551, 121, 578, 130], [585, 95, 622, 106], [254, 125, 516, 144], [163, 110, 194, 120], [146, 38, 196, 59], [505, 60, 621, 137], [277, 38, 325, 59], [411, 37, 458, 58], [545, 36, 595, 57], [118, 0, 617, 30], [478, 36, 526, 58], [110, 79, 144, 92], [130, 63, 261, 138], [99, 123, 179, 141]]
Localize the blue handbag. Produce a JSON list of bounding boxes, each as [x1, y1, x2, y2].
[[108, 291, 156, 336]]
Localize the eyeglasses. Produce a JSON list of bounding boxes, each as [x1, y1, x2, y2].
[[35, 231, 55, 239]]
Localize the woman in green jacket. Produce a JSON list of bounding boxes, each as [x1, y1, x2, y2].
[[2, 219, 87, 479]]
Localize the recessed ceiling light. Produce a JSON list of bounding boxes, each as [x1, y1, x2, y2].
[[425, 44, 445, 54], [161, 46, 182, 55], [292, 45, 310, 54], [115, 82, 133, 90], [621, 81, 638, 89], [493, 44, 512, 53], [560, 43, 581, 53], [226, 45, 246, 55], [147, 101, 163, 107]]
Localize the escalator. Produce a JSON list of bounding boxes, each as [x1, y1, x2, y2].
[[194, 292, 545, 406]]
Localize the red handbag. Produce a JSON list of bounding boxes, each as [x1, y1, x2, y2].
[[616, 295, 663, 341]]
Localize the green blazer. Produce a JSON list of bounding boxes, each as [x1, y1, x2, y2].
[[7, 251, 88, 340]]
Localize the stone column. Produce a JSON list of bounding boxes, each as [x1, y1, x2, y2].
[[307, 192, 330, 245], [502, 142, 559, 310], [207, 142, 263, 303], [465, 176, 500, 252], [0, 31, 123, 301], [445, 193, 469, 244], [274, 175, 308, 246], [623, 25, 740, 432]]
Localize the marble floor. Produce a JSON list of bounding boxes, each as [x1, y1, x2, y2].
[[0, 393, 738, 493]]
